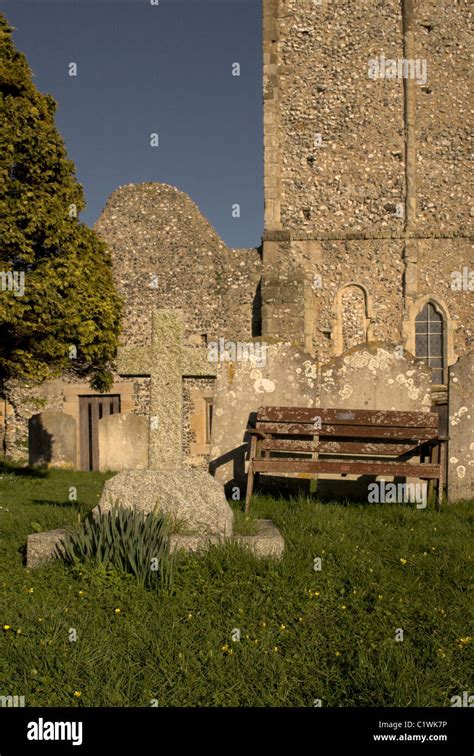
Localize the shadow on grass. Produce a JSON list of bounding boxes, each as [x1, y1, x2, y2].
[[245, 492, 438, 513], [32, 499, 82, 510], [0, 461, 49, 478], [18, 541, 27, 566]]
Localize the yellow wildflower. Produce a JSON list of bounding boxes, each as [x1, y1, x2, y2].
[[73, 691, 81, 698], [400, 558, 407, 565]]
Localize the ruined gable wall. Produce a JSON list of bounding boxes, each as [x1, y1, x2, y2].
[[95, 183, 261, 348]]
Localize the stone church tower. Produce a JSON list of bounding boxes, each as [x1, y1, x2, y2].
[[261, 0, 471, 370], [4, 0, 472, 500]]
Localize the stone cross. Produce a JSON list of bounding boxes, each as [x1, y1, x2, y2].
[[117, 310, 216, 469]]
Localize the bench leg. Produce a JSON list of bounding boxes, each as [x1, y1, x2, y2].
[[245, 461, 254, 514], [427, 443, 439, 508], [436, 441, 447, 511], [245, 435, 258, 514]]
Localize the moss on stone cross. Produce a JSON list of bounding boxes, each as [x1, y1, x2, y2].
[[117, 310, 216, 469]]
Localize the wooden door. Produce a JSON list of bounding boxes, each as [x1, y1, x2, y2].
[[79, 395, 120, 471]]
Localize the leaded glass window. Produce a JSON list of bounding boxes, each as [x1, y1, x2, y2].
[[415, 302, 445, 384]]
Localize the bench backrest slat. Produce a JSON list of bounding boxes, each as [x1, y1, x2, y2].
[[257, 406, 438, 429], [256, 421, 438, 442]]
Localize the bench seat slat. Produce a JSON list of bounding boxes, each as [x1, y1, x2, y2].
[[257, 406, 438, 428], [260, 439, 424, 456], [252, 458, 442, 478]]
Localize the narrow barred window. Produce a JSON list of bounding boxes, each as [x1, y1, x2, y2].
[[415, 303, 445, 384]]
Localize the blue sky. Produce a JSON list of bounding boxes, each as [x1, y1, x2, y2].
[[3, 0, 263, 248]]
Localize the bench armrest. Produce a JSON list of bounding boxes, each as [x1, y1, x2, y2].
[[246, 428, 267, 439]]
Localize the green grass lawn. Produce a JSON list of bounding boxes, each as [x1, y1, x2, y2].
[[0, 466, 472, 707]]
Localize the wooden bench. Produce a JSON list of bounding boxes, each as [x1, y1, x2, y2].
[[245, 407, 447, 512]]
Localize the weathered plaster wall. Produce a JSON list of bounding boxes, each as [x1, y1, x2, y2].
[[319, 343, 432, 411], [209, 341, 433, 494], [210, 341, 319, 490]]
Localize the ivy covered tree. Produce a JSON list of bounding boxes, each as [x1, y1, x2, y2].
[[0, 14, 122, 394]]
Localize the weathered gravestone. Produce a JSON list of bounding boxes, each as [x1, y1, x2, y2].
[[95, 310, 233, 536], [98, 414, 148, 471], [28, 411, 76, 468], [94, 310, 284, 556], [115, 309, 217, 469], [448, 351, 473, 502], [26, 312, 285, 565], [317, 343, 432, 499], [318, 343, 432, 412]]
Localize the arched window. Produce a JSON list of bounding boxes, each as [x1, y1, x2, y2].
[[341, 285, 368, 351], [415, 302, 445, 384]]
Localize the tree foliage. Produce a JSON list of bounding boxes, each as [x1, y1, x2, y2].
[[0, 15, 122, 391]]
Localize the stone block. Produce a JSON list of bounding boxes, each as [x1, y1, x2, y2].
[[236, 519, 285, 559], [169, 519, 284, 560], [27, 528, 66, 569]]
